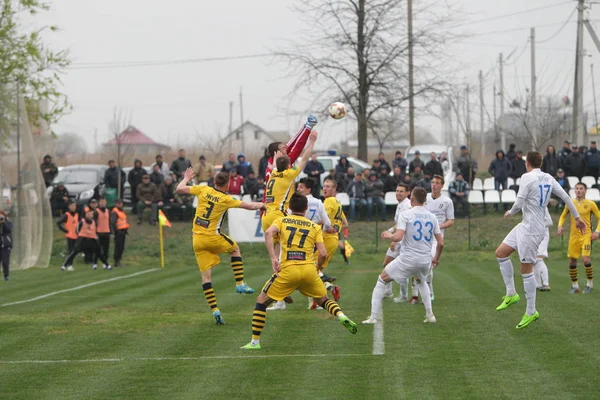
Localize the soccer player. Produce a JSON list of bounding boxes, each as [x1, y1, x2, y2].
[[534, 220, 551, 292], [363, 187, 443, 324], [557, 182, 600, 294], [495, 152, 585, 329], [263, 132, 318, 311], [241, 193, 357, 350], [176, 168, 266, 325], [412, 175, 454, 302], [381, 183, 412, 302], [321, 178, 347, 299]]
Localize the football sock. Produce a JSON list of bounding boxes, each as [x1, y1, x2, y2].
[[426, 269, 434, 297], [399, 278, 409, 298], [411, 277, 420, 297], [370, 277, 387, 319], [569, 264, 579, 288], [251, 303, 267, 343], [384, 282, 393, 296], [584, 263, 593, 287], [231, 256, 244, 284], [497, 257, 516, 297], [323, 299, 344, 318], [202, 282, 218, 311], [418, 280, 432, 315], [522, 273, 537, 316], [538, 259, 549, 287], [533, 260, 543, 288], [325, 282, 332, 290]]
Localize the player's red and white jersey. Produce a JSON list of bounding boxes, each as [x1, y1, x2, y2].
[[517, 169, 567, 235], [394, 198, 412, 228], [397, 206, 441, 263], [305, 194, 331, 228], [424, 193, 454, 237]]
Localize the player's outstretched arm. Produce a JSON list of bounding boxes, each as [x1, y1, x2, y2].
[[557, 206, 570, 235], [175, 168, 195, 195], [239, 202, 266, 211], [316, 242, 327, 269], [382, 228, 405, 242], [295, 131, 318, 172]]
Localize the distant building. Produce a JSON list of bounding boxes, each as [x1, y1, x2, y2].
[[102, 126, 171, 156], [222, 121, 290, 158]]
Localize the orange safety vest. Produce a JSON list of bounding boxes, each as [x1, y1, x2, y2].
[[112, 208, 130, 230], [78, 219, 97, 239], [65, 212, 78, 240], [96, 208, 111, 233]]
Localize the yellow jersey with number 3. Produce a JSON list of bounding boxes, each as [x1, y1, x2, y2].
[[273, 215, 324, 269], [323, 197, 345, 236], [265, 167, 302, 214], [189, 186, 241, 236], [558, 198, 600, 238]]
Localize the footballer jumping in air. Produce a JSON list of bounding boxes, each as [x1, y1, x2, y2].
[[495, 152, 585, 329], [176, 169, 266, 325]]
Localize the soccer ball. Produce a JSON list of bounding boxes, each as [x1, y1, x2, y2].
[[329, 102, 347, 120]]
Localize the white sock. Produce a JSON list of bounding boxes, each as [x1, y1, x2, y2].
[[587, 279, 594, 288], [251, 338, 260, 345], [426, 269, 434, 297], [538, 259, 549, 286], [497, 257, 517, 297], [533, 260, 543, 288], [419, 280, 432, 315], [522, 273, 537, 316], [399, 279, 408, 298], [370, 277, 387, 319], [318, 271, 324, 277], [384, 281, 393, 296], [412, 277, 419, 297], [324, 282, 332, 290]]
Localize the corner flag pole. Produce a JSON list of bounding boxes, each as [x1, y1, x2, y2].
[[159, 223, 165, 269]]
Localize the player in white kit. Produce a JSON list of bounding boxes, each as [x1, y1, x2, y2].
[[494, 151, 585, 329], [363, 188, 443, 324], [381, 183, 412, 302], [414, 175, 454, 302], [534, 210, 552, 291]]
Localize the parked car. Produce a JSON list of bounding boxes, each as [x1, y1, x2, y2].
[[404, 145, 455, 187], [122, 166, 152, 204], [46, 165, 107, 206], [298, 154, 371, 185]]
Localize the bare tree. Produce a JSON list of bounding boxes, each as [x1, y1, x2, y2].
[[108, 107, 133, 198], [196, 128, 229, 166], [368, 107, 407, 153], [278, 0, 458, 161]]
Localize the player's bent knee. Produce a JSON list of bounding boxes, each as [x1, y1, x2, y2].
[[256, 292, 270, 304], [315, 295, 329, 305]]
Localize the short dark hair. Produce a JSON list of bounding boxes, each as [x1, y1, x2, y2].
[[323, 177, 337, 188], [268, 142, 282, 158], [156, 154, 162, 159], [432, 174, 445, 185], [576, 182, 588, 190], [412, 187, 427, 204], [142, 174, 150, 178], [108, 160, 115, 164], [397, 183, 410, 191], [526, 151, 542, 168], [289, 193, 308, 213], [179, 148, 185, 152], [298, 177, 314, 193], [214, 172, 229, 187], [276, 156, 290, 171], [115, 198, 123, 204]]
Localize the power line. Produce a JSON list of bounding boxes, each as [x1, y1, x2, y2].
[[537, 7, 577, 43]]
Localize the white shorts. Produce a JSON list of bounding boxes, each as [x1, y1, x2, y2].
[[384, 257, 430, 284], [502, 223, 545, 264], [385, 245, 400, 259], [537, 229, 550, 258]]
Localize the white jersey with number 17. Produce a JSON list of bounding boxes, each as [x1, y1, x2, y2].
[[397, 206, 441, 263]]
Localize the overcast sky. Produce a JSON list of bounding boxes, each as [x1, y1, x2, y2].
[[37, 0, 599, 151]]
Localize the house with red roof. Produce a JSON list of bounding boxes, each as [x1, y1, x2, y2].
[[102, 126, 171, 156]]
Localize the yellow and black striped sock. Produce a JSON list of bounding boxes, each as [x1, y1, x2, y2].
[[323, 299, 343, 317], [569, 265, 578, 284], [202, 282, 218, 311], [251, 303, 267, 340], [231, 256, 244, 284], [584, 263, 593, 281]]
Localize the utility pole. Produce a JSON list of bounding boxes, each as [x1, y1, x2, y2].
[[493, 83, 498, 145], [466, 84, 471, 145], [479, 70, 485, 159], [239, 88, 245, 153], [593, 64, 599, 132], [573, 0, 585, 145], [499, 52, 506, 150], [407, 0, 415, 146], [530, 27, 538, 150], [228, 101, 233, 135]]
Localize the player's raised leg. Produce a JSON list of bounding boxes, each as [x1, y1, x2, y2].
[[494, 241, 520, 311]]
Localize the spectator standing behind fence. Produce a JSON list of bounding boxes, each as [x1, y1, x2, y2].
[[237, 154, 254, 179], [454, 145, 478, 185], [424, 152, 443, 178], [335, 156, 350, 186], [505, 143, 517, 162], [258, 148, 269, 180], [410, 165, 424, 182], [377, 152, 391, 172], [371, 159, 383, 175], [171, 149, 192, 180], [244, 171, 259, 201], [565, 145, 585, 179], [104, 160, 126, 199], [0, 211, 12, 281], [338, 167, 353, 193], [488, 150, 512, 191], [194, 155, 214, 183], [449, 173, 470, 217], [552, 168, 571, 209], [409, 150, 424, 173], [56, 201, 78, 254], [585, 141, 600, 180], [415, 174, 432, 193], [542, 145, 560, 178], [128, 159, 145, 214], [558, 140, 572, 170], [304, 153, 325, 197], [50, 184, 70, 216], [151, 154, 170, 177], [392, 151, 408, 176], [111, 199, 129, 268], [346, 173, 367, 221], [510, 150, 526, 180], [40, 155, 58, 187], [136, 174, 159, 225], [365, 172, 386, 221], [150, 165, 164, 186], [385, 167, 404, 193], [159, 176, 181, 219], [403, 174, 414, 190], [228, 169, 244, 196], [221, 153, 239, 173]]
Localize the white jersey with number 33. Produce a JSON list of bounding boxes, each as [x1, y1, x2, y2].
[[397, 206, 441, 263]]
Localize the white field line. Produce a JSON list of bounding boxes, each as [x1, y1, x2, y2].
[[0, 269, 160, 308], [0, 354, 370, 364]]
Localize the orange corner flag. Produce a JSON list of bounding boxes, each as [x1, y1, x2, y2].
[[158, 210, 171, 228]]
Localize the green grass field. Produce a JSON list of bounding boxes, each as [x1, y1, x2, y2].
[[1, 213, 599, 399]]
